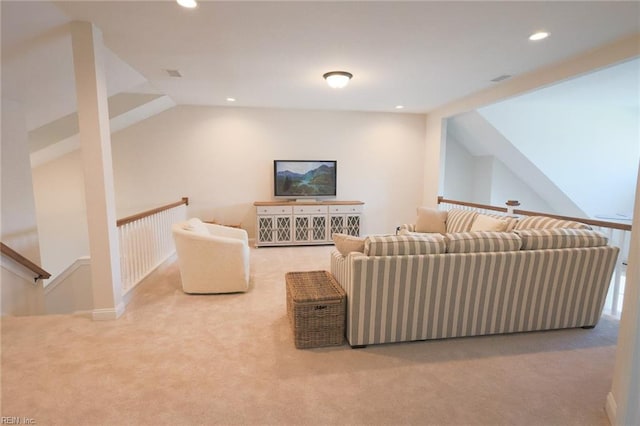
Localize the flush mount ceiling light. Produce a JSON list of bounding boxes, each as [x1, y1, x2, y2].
[[529, 31, 549, 41], [323, 71, 353, 89], [177, 0, 198, 9], [226, 97, 236, 102]]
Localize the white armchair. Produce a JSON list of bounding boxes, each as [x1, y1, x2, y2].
[[172, 218, 250, 294]]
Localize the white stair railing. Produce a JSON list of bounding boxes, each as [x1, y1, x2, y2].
[[117, 198, 188, 294], [437, 196, 632, 318]]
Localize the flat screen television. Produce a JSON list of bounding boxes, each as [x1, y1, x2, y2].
[[274, 160, 337, 199]]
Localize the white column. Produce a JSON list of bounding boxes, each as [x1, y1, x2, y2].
[[606, 159, 640, 425], [70, 21, 124, 320], [423, 113, 444, 207]]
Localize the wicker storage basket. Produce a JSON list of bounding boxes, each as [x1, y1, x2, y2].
[[285, 270, 346, 349]]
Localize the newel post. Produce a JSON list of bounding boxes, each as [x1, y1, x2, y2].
[[506, 200, 520, 216]]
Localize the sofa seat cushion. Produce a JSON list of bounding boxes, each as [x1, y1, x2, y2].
[[515, 228, 608, 250], [445, 231, 522, 253], [364, 234, 446, 256], [332, 233, 366, 256], [445, 208, 478, 233], [415, 207, 447, 233], [514, 215, 591, 230]]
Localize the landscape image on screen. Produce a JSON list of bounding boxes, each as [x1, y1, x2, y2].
[[275, 161, 336, 197]]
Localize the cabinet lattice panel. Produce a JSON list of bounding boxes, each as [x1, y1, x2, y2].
[[346, 216, 360, 236], [330, 216, 344, 236], [276, 217, 291, 241], [258, 217, 273, 242], [295, 217, 309, 241], [313, 216, 326, 240]]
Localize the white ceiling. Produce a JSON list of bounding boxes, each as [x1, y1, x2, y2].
[[2, 1, 640, 132]]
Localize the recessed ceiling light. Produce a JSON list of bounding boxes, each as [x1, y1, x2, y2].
[[177, 0, 198, 9], [226, 97, 236, 102], [529, 31, 549, 41], [395, 105, 404, 109]]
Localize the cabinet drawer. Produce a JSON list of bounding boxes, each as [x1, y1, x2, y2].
[[293, 205, 329, 215], [329, 204, 363, 214], [256, 206, 293, 215]]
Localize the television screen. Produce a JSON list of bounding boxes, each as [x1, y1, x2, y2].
[[274, 160, 337, 198]]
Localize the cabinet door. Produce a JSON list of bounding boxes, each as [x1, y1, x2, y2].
[[329, 215, 344, 238], [257, 216, 275, 243], [275, 216, 292, 243], [294, 216, 311, 242], [311, 214, 328, 241], [345, 214, 361, 236]]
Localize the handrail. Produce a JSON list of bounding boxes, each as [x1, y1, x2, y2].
[[437, 196, 507, 213], [117, 197, 189, 227], [437, 196, 632, 231], [0, 242, 51, 281]]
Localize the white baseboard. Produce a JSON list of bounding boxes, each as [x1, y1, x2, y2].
[[92, 301, 125, 320], [605, 391, 617, 425]]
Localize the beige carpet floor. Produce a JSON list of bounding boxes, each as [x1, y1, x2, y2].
[[2, 245, 618, 426]]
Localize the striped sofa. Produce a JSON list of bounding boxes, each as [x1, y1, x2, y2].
[[330, 220, 619, 347]]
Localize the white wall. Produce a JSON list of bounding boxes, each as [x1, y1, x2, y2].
[[110, 105, 427, 237], [1, 98, 45, 315], [1, 99, 41, 260], [30, 105, 425, 281], [442, 135, 474, 202], [32, 149, 90, 278], [443, 135, 554, 212], [478, 59, 640, 219], [490, 159, 554, 212]]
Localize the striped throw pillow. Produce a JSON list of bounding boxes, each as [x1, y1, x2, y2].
[[445, 231, 522, 254], [364, 234, 446, 256], [515, 228, 608, 250], [514, 215, 591, 230], [445, 208, 478, 233]]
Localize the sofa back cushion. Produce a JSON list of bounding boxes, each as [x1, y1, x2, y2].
[[514, 215, 591, 230], [445, 208, 478, 233], [515, 228, 608, 250], [364, 234, 446, 256], [415, 207, 447, 233], [469, 214, 518, 232], [445, 231, 522, 254]]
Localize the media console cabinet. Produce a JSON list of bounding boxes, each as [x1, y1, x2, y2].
[[254, 201, 364, 247]]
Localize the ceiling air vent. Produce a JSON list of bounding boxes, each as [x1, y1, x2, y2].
[[490, 74, 512, 83], [165, 69, 182, 78]]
